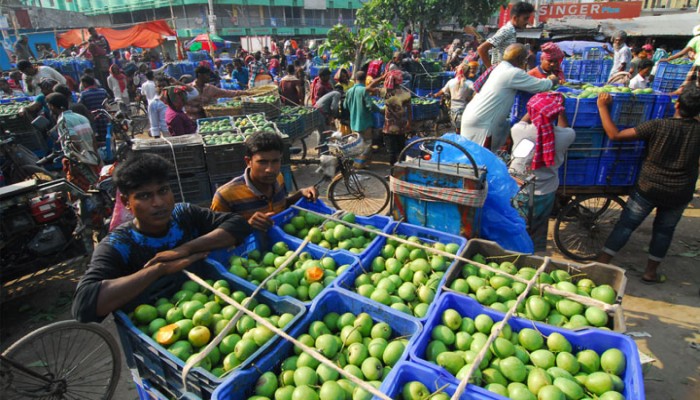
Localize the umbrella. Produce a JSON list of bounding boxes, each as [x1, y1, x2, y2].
[[187, 33, 225, 51]]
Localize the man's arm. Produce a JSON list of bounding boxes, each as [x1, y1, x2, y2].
[[286, 187, 318, 206], [510, 69, 556, 93], [49, 68, 67, 84], [660, 46, 691, 63], [597, 93, 639, 141], [478, 42, 493, 69]]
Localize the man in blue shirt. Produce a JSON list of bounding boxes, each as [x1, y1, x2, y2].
[[79, 74, 110, 141], [232, 58, 249, 89]]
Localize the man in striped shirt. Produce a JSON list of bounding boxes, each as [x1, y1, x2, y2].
[[210, 132, 317, 231], [478, 1, 535, 68]]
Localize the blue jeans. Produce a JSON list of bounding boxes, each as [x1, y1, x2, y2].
[[603, 190, 688, 261]]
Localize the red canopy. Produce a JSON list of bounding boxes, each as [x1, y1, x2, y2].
[[57, 20, 175, 50]]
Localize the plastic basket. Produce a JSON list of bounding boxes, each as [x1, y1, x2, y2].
[[651, 94, 672, 119], [241, 97, 282, 119], [442, 238, 628, 305], [169, 170, 212, 205], [651, 77, 684, 93], [561, 59, 582, 81], [601, 137, 646, 158], [219, 79, 241, 90], [132, 136, 206, 174], [334, 220, 467, 321], [10, 129, 49, 157], [614, 93, 655, 127], [559, 88, 630, 128], [165, 63, 182, 79], [372, 111, 385, 128], [204, 141, 247, 176], [411, 100, 440, 121], [113, 260, 305, 400], [208, 170, 241, 194], [379, 361, 484, 399], [272, 114, 304, 139], [134, 375, 172, 400], [567, 127, 605, 158], [509, 91, 534, 122], [211, 288, 422, 400], [596, 156, 642, 186], [187, 51, 211, 63], [409, 292, 644, 400], [0, 112, 33, 134], [582, 47, 604, 61], [208, 227, 360, 307], [196, 116, 234, 134], [271, 197, 392, 262], [559, 156, 600, 186], [654, 62, 692, 81]]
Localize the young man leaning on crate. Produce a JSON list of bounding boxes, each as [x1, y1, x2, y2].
[[72, 154, 252, 323], [595, 85, 700, 284], [210, 132, 317, 231]]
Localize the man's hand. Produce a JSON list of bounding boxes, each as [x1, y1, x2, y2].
[[659, 58, 669, 63], [154, 252, 209, 276], [144, 247, 191, 268], [248, 211, 276, 231], [548, 75, 560, 86], [299, 186, 318, 202], [597, 93, 613, 108]]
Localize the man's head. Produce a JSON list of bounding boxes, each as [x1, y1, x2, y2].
[[214, 58, 222, 67], [511, 2, 535, 29], [83, 68, 94, 76], [503, 43, 528, 69], [9, 70, 22, 82], [114, 154, 174, 234], [539, 42, 564, 74], [392, 51, 402, 63], [354, 71, 367, 83], [88, 27, 98, 37], [46, 92, 69, 116], [245, 132, 284, 186], [52, 83, 72, 100], [407, 29, 412, 35], [637, 59, 653, 78], [80, 74, 96, 88], [17, 60, 35, 75], [612, 31, 627, 49], [39, 78, 57, 96], [145, 70, 154, 81], [195, 65, 212, 84], [319, 68, 331, 82], [0, 78, 11, 93], [287, 64, 296, 75], [233, 58, 243, 68], [677, 84, 700, 118]]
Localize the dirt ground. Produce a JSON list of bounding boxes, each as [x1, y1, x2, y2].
[[1, 141, 698, 400]]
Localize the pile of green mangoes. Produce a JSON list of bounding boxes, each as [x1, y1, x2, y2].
[[282, 211, 380, 254], [411, 98, 438, 105], [447, 254, 618, 330], [203, 132, 246, 145], [198, 118, 234, 133], [228, 241, 350, 302], [232, 114, 279, 136], [0, 101, 32, 117], [562, 84, 656, 99], [246, 312, 409, 400], [129, 278, 296, 377], [667, 59, 692, 65], [421, 308, 628, 400], [248, 95, 278, 104], [349, 235, 461, 318], [209, 100, 242, 109]]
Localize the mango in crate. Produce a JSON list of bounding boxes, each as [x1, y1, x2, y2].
[[0, 101, 32, 117], [283, 211, 381, 254], [199, 119, 233, 132]]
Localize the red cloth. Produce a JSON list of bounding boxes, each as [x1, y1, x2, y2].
[[367, 60, 383, 78], [109, 65, 127, 92], [310, 77, 332, 106], [540, 42, 564, 62], [57, 20, 175, 50], [384, 70, 403, 89], [473, 64, 497, 93], [526, 92, 565, 169], [403, 34, 414, 52]]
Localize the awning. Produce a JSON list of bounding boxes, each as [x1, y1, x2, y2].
[[545, 11, 699, 37], [57, 20, 175, 50]]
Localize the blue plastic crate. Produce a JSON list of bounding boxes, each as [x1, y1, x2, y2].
[[219, 79, 241, 90], [179, 62, 196, 76], [372, 111, 385, 128], [271, 198, 392, 263], [409, 292, 645, 400], [614, 93, 655, 127], [187, 51, 211, 63], [582, 47, 604, 60], [651, 78, 684, 93], [113, 260, 306, 400], [414, 87, 439, 97], [334, 220, 467, 321], [378, 361, 485, 399], [601, 137, 646, 158], [558, 88, 632, 128], [561, 59, 582, 81], [651, 94, 672, 119], [135, 377, 171, 400], [567, 127, 605, 158], [596, 156, 642, 186], [411, 100, 440, 120], [165, 63, 182, 79], [655, 62, 692, 81], [559, 156, 599, 186], [211, 288, 423, 400], [285, 54, 298, 65], [580, 59, 604, 75], [208, 226, 360, 307], [509, 91, 534, 122]]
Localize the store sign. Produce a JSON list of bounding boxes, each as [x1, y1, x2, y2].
[[538, 2, 643, 22]]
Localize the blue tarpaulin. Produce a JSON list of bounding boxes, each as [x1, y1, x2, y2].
[[555, 40, 610, 57]]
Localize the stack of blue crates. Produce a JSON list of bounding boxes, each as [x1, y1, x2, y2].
[[652, 62, 692, 92]]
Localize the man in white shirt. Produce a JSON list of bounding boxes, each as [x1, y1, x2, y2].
[[629, 59, 653, 90], [478, 1, 534, 68], [510, 93, 576, 251], [607, 31, 632, 81], [140, 70, 158, 105], [461, 43, 558, 150], [17, 60, 66, 96]]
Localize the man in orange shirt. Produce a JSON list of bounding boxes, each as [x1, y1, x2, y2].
[[528, 42, 566, 82]]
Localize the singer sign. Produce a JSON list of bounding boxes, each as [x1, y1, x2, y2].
[[538, 1, 643, 22]]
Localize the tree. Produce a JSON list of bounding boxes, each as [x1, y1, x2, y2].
[[318, 21, 400, 70]]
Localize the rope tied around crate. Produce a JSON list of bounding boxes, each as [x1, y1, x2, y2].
[[162, 137, 187, 203], [389, 176, 487, 207]]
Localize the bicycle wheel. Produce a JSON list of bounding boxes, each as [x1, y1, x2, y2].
[[11, 165, 54, 184], [553, 195, 626, 261], [327, 169, 390, 216], [1, 320, 121, 399]]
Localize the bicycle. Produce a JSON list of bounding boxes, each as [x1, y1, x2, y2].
[[290, 131, 390, 216], [0, 320, 121, 399]]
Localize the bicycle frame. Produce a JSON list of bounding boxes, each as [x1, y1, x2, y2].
[[0, 354, 59, 391]]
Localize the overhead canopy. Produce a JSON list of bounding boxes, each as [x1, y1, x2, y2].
[[187, 34, 225, 52], [57, 20, 175, 50], [545, 12, 699, 38]]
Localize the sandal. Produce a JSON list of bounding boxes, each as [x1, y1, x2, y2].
[[641, 273, 667, 285]]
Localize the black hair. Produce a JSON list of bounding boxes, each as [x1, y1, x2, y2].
[[319, 68, 331, 77], [145, 70, 154, 80], [254, 51, 261, 61], [638, 59, 653, 72], [17, 60, 32, 71], [83, 68, 94, 75], [245, 132, 284, 158], [45, 92, 69, 110], [354, 71, 367, 82], [678, 84, 700, 118], [52, 83, 72, 98], [631, 47, 642, 55], [512, 1, 535, 17], [195, 65, 212, 76], [114, 153, 172, 195], [287, 64, 296, 75], [80, 74, 96, 87]]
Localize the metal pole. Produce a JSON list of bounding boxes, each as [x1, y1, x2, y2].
[[208, 0, 217, 35]]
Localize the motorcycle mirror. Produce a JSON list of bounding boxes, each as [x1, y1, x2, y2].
[[512, 139, 535, 159]]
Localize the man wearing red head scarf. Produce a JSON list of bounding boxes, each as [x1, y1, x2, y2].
[[528, 42, 566, 82], [371, 69, 412, 165]]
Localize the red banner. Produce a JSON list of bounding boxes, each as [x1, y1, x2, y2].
[[538, 1, 643, 22], [498, 5, 511, 28]]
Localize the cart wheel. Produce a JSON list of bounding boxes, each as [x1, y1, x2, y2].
[[328, 169, 390, 216], [553, 195, 626, 261], [1, 320, 121, 399]]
